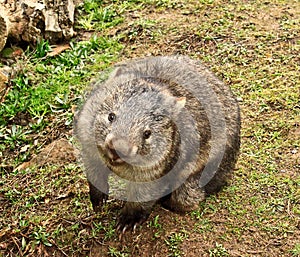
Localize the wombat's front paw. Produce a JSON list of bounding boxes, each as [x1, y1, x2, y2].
[[91, 193, 108, 212], [117, 208, 150, 233], [88, 181, 108, 212]]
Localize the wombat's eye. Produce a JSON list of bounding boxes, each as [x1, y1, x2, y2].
[[108, 113, 116, 122], [154, 115, 164, 121], [143, 130, 152, 139]]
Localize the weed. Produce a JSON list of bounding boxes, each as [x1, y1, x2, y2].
[[34, 39, 51, 58], [104, 221, 117, 240], [200, 0, 214, 4], [0, 125, 31, 150], [209, 243, 229, 257], [291, 243, 300, 257], [194, 218, 213, 233], [121, 19, 160, 43], [30, 226, 53, 247], [165, 231, 187, 257], [150, 215, 162, 229], [153, 0, 183, 9], [148, 215, 163, 238], [77, 0, 124, 30], [108, 246, 130, 257]]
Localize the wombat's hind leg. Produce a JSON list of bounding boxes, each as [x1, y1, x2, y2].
[[88, 181, 108, 212], [162, 181, 205, 212]]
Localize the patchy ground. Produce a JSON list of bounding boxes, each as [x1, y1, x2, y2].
[[0, 0, 299, 256]]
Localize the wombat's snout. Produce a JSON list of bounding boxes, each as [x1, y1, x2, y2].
[[105, 136, 135, 164]]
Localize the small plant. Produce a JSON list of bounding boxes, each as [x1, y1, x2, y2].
[[291, 243, 300, 256], [125, 19, 158, 42], [199, 0, 214, 4], [91, 221, 105, 237], [104, 221, 117, 240], [209, 243, 229, 257], [165, 231, 187, 257], [77, 0, 124, 30], [30, 226, 52, 247], [194, 218, 213, 233], [0, 125, 31, 150], [34, 39, 51, 58], [148, 215, 163, 238], [154, 0, 183, 9], [108, 246, 130, 257]]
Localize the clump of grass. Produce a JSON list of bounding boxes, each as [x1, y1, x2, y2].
[[165, 231, 188, 257], [209, 243, 229, 257], [0, 35, 122, 167], [108, 246, 130, 257], [291, 243, 300, 256], [148, 215, 163, 238]]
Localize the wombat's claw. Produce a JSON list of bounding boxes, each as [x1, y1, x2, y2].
[[102, 194, 108, 202], [91, 194, 108, 212], [133, 224, 137, 231], [122, 225, 128, 234], [116, 212, 149, 233]]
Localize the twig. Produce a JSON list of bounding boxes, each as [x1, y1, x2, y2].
[[49, 239, 69, 257], [11, 236, 23, 257]]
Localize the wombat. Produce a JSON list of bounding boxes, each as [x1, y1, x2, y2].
[[74, 56, 240, 232]]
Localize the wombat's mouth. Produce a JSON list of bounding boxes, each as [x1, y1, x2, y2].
[[107, 147, 127, 165], [110, 157, 126, 165]]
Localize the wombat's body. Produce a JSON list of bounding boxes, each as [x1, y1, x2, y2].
[[75, 56, 240, 231]]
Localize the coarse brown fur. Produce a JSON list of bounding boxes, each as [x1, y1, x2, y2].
[[74, 56, 241, 231]]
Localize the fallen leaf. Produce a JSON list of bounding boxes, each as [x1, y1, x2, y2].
[[12, 47, 24, 57], [47, 44, 70, 57], [0, 227, 10, 239], [0, 66, 12, 102], [14, 161, 31, 172], [20, 144, 30, 153]]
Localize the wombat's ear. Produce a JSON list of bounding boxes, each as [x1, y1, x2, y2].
[[113, 67, 124, 77], [171, 97, 186, 116], [175, 97, 186, 110], [161, 90, 186, 116]]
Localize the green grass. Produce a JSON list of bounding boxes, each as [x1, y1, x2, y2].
[[76, 0, 124, 30], [148, 215, 163, 238], [1, 36, 121, 125], [165, 231, 188, 257], [0, 35, 122, 167], [291, 244, 300, 256], [1, 0, 299, 256], [108, 246, 130, 257], [209, 243, 229, 257]]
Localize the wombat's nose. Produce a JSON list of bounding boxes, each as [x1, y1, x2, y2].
[[106, 137, 132, 162]]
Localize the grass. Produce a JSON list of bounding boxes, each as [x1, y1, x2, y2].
[[0, 0, 299, 256], [209, 243, 229, 257], [164, 231, 188, 257], [0, 35, 123, 167]]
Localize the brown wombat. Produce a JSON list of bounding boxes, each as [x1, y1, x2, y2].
[[74, 56, 240, 232]]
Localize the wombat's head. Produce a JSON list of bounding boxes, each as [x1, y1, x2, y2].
[[94, 78, 186, 172]]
